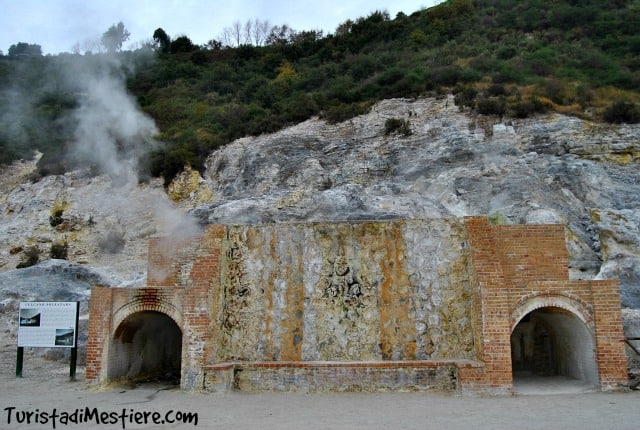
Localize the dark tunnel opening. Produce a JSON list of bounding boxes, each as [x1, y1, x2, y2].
[[108, 311, 182, 384], [511, 307, 599, 392]]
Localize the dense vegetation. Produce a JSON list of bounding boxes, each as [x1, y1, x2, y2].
[[1, 0, 639, 183]]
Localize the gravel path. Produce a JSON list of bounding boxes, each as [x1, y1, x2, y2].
[[1, 351, 639, 430]]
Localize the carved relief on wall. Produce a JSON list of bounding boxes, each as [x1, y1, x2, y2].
[[319, 255, 369, 308], [222, 230, 252, 332]]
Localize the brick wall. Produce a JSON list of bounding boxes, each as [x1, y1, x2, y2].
[[463, 216, 628, 393], [85, 286, 183, 383], [85, 287, 112, 380], [147, 235, 201, 287], [181, 225, 225, 389], [592, 279, 629, 388]]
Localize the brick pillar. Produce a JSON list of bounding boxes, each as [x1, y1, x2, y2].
[[592, 279, 629, 389], [464, 216, 513, 393], [181, 225, 225, 390], [86, 286, 113, 381]]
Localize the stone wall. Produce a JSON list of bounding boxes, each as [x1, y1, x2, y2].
[[209, 219, 474, 365]]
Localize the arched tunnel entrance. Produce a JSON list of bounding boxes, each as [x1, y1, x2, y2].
[[511, 306, 599, 393], [108, 311, 182, 384]]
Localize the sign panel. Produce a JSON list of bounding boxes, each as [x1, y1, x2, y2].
[[17, 302, 78, 348]]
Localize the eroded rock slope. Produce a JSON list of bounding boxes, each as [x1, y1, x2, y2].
[[1, 97, 639, 345], [191, 97, 640, 308]]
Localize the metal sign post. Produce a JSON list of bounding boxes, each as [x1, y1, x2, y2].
[[16, 301, 80, 380], [70, 301, 79, 380], [16, 347, 24, 377]]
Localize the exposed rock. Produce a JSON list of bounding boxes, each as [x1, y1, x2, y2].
[[0, 259, 118, 301], [194, 97, 640, 307], [623, 309, 640, 371], [168, 164, 214, 208], [0, 170, 180, 286], [1, 96, 639, 312], [593, 209, 640, 308]]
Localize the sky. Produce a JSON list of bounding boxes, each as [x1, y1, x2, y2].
[[0, 0, 443, 55]]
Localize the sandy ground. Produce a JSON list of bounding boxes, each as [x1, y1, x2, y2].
[[2, 348, 640, 430]]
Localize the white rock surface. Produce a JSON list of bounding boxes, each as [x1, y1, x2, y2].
[[1, 97, 639, 310]]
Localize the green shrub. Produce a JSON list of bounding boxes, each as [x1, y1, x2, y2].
[[575, 84, 593, 107], [408, 29, 429, 50], [320, 101, 371, 123], [508, 96, 550, 118], [49, 209, 64, 227], [345, 54, 378, 80], [384, 118, 412, 136], [17, 246, 40, 269], [432, 66, 464, 86], [477, 97, 506, 116], [50, 241, 68, 259], [496, 45, 518, 60], [602, 100, 640, 124], [36, 152, 68, 178], [284, 93, 320, 122], [541, 79, 566, 105], [454, 85, 477, 110], [487, 84, 508, 97]]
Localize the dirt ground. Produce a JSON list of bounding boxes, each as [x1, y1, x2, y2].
[[2, 347, 640, 430]]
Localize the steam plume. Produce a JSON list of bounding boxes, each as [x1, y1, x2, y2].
[[66, 55, 202, 278], [71, 65, 157, 186]]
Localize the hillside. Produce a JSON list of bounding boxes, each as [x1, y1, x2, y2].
[[1, 0, 639, 183], [1, 96, 640, 372], [1, 0, 640, 370], [0, 96, 638, 301]]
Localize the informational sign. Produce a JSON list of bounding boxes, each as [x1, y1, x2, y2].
[[17, 302, 78, 348]]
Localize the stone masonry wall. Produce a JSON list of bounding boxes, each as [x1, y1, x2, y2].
[[209, 219, 475, 364]]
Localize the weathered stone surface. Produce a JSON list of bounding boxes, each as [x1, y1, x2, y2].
[[195, 97, 640, 308], [593, 209, 640, 308], [212, 220, 474, 363], [0, 168, 189, 285], [1, 97, 639, 305], [623, 309, 640, 371], [0, 259, 118, 363], [231, 364, 458, 393], [0, 259, 117, 302], [168, 164, 214, 207]]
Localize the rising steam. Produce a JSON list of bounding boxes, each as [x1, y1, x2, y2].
[[66, 54, 203, 278], [1, 52, 203, 283], [72, 72, 158, 186]]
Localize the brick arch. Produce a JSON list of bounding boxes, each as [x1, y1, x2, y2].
[[112, 297, 182, 334], [510, 292, 594, 332], [108, 305, 184, 384]]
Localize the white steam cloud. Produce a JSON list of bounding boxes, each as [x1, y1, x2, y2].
[[2, 52, 204, 284], [72, 70, 158, 186], [66, 55, 203, 278]]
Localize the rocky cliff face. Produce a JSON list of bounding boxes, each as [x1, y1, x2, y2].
[[191, 96, 640, 308], [1, 96, 639, 312]]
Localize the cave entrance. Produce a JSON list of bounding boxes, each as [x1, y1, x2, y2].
[[510, 307, 598, 393], [108, 311, 182, 385]]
